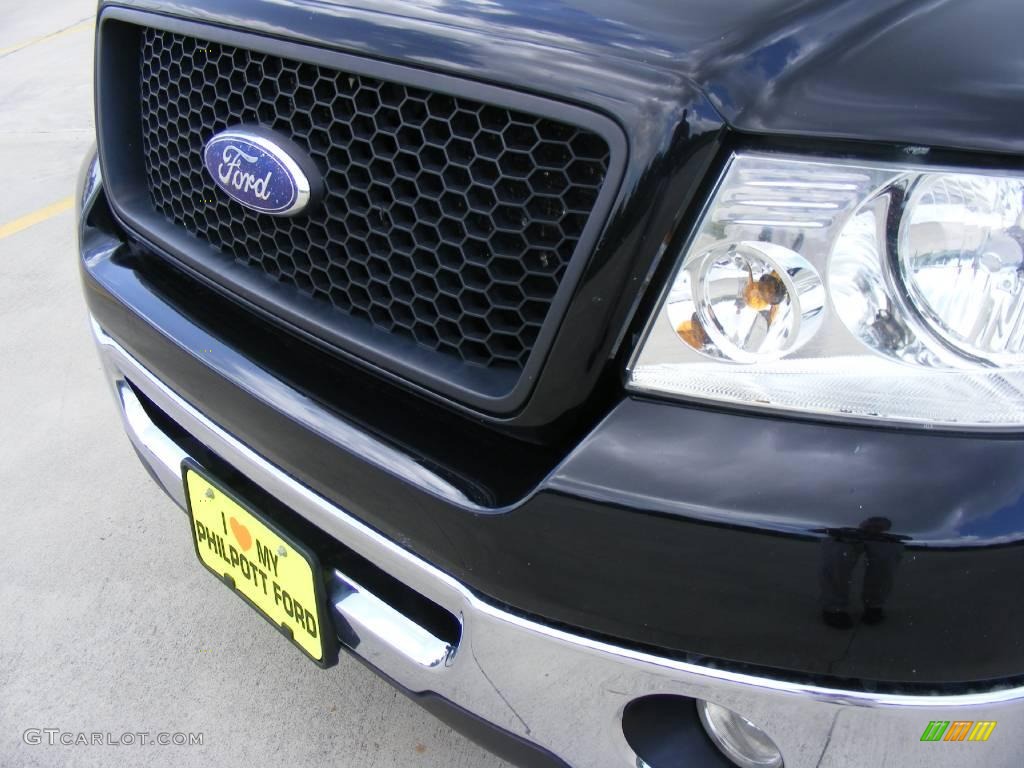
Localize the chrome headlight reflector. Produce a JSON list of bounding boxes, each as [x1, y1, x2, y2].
[[629, 153, 1024, 428], [899, 174, 1024, 365], [667, 241, 826, 364]]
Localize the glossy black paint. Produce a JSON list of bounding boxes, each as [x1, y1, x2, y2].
[[96, 0, 725, 433], [85, 0, 1024, 687], [83, 223, 1024, 685], [108, 0, 1024, 159]]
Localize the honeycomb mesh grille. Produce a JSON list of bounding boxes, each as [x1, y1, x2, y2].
[[139, 29, 610, 371]]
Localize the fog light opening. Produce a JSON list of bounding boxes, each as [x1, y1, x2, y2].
[[697, 700, 784, 768]]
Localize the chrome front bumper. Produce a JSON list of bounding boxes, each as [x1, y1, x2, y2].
[[92, 318, 1024, 767]]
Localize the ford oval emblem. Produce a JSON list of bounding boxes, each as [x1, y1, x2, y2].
[[203, 127, 320, 216]]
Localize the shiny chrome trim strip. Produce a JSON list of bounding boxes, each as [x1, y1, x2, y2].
[[92, 317, 1024, 768], [329, 571, 456, 671], [116, 380, 188, 508]]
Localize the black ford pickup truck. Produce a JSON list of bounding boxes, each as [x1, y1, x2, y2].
[[79, 1, 1024, 765]]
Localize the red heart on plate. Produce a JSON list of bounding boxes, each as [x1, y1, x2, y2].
[[229, 517, 253, 552]]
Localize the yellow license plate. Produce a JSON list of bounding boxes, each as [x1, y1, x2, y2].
[[183, 462, 330, 664]]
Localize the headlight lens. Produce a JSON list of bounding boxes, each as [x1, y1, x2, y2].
[[899, 174, 1024, 364], [629, 153, 1024, 428]]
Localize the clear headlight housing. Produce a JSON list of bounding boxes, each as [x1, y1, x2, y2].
[[629, 153, 1024, 428]]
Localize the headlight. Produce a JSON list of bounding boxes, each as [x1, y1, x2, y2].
[[629, 153, 1024, 428]]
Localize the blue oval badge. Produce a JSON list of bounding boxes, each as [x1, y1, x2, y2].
[[203, 127, 315, 216]]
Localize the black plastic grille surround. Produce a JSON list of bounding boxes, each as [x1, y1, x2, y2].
[[139, 29, 610, 373]]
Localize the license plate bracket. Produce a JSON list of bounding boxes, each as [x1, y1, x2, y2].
[[182, 459, 335, 667]]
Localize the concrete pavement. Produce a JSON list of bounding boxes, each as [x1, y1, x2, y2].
[[0, 2, 508, 766]]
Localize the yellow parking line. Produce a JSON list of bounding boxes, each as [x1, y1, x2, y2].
[[0, 17, 94, 59], [0, 197, 74, 241]]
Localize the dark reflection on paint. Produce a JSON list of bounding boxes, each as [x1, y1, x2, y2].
[[818, 517, 907, 629]]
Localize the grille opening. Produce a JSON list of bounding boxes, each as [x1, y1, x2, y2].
[[137, 27, 611, 378]]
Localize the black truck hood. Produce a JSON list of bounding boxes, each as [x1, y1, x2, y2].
[[411, 0, 1024, 157], [589, 0, 1023, 157], [120, 0, 1022, 156], [377, 0, 1023, 156]]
